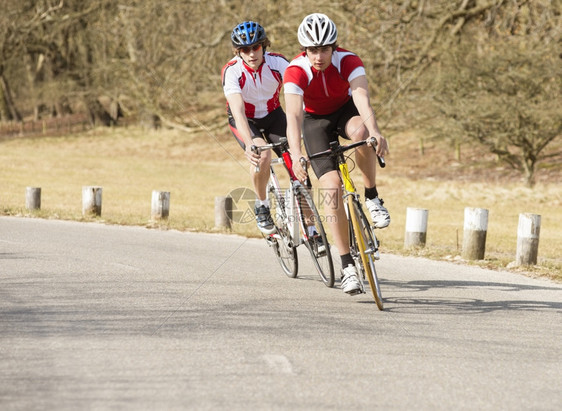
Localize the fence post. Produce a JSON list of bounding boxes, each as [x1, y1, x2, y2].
[[82, 186, 103, 216], [404, 207, 428, 248], [516, 213, 541, 266], [215, 196, 233, 229], [462, 207, 488, 260], [151, 190, 170, 220], [25, 187, 42, 210]]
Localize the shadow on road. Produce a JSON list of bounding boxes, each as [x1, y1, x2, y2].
[[381, 279, 562, 313]]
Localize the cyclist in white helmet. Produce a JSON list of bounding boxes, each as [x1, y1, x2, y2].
[[284, 13, 390, 295], [221, 21, 290, 234]]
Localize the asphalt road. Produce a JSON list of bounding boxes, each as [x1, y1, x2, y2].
[[1, 216, 561, 410]]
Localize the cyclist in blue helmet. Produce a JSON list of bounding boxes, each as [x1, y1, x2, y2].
[[221, 22, 290, 234]]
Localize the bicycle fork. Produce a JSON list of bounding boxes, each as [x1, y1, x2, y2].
[[284, 183, 300, 245]]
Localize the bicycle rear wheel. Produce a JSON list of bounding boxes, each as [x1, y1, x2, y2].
[[348, 197, 383, 309], [294, 184, 335, 287], [267, 180, 298, 278]]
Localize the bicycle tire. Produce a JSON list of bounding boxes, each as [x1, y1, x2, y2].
[[294, 184, 335, 287], [267, 179, 298, 278], [348, 197, 384, 309]]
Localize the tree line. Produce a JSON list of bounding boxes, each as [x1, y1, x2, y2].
[[1, 0, 560, 186]]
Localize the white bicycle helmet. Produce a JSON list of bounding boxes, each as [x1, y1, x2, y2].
[[297, 13, 338, 47]]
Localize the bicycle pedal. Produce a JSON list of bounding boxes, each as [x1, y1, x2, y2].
[[314, 248, 327, 257], [347, 289, 363, 296]]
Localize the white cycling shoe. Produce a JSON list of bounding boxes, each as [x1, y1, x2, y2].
[[341, 264, 361, 295], [365, 197, 390, 229]]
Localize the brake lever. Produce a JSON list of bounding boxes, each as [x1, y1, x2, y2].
[[367, 137, 386, 168], [251, 145, 261, 172], [299, 157, 312, 188]]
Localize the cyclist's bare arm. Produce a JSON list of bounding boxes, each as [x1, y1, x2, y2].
[[226, 93, 261, 166], [285, 93, 308, 182], [349, 75, 389, 158]]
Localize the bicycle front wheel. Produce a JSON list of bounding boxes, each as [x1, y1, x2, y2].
[[294, 184, 335, 287], [348, 197, 383, 309], [267, 180, 298, 278]]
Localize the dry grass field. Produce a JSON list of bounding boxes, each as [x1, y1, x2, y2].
[[1, 124, 560, 281]]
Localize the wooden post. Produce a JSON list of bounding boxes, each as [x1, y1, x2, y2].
[[462, 207, 488, 260], [215, 196, 233, 229], [25, 187, 41, 210], [516, 213, 541, 266], [404, 207, 428, 248], [151, 190, 170, 220], [82, 186, 102, 216]]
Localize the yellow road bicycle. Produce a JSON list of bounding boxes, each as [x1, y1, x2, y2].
[[308, 138, 385, 309]]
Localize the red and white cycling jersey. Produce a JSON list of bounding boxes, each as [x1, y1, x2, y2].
[[283, 48, 366, 115], [221, 52, 289, 119]]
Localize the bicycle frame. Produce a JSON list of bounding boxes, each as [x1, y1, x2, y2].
[[268, 159, 301, 245], [254, 139, 313, 247], [336, 142, 381, 256], [333, 148, 380, 258], [308, 137, 380, 210]]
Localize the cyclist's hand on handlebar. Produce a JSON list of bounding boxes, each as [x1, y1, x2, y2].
[[367, 135, 389, 168], [246, 145, 261, 168], [292, 155, 309, 182], [368, 134, 389, 158]]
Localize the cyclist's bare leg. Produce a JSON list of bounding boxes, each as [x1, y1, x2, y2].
[[250, 137, 272, 200], [346, 116, 377, 189], [318, 170, 350, 255]]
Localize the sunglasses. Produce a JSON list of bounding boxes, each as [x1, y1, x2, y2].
[[239, 44, 262, 54]]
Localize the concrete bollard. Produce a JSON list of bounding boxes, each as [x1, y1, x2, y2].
[[516, 213, 541, 266], [215, 196, 233, 229], [82, 186, 102, 216], [25, 187, 41, 210], [151, 190, 170, 220], [404, 207, 428, 248], [462, 207, 488, 260]]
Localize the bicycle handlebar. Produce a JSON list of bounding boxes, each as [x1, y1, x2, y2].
[[251, 136, 385, 174], [308, 137, 386, 168], [250, 137, 289, 173]]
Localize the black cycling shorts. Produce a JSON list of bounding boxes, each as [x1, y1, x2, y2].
[[229, 106, 286, 157], [302, 98, 360, 179]]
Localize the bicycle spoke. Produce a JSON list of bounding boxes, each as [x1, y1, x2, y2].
[[294, 184, 334, 287], [267, 179, 298, 278], [349, 197, 384, 309]]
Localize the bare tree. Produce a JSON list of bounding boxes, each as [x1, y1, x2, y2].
[[420, 1, 561, 186], [430, 35, 561, 186], [1, 0, 560, 186]]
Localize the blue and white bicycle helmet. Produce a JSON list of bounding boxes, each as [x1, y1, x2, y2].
[[298, 13, 338, 47], [231, 21, 267, 48]]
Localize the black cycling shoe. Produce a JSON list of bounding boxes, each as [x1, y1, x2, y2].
[[255, 205, 275, 234]]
